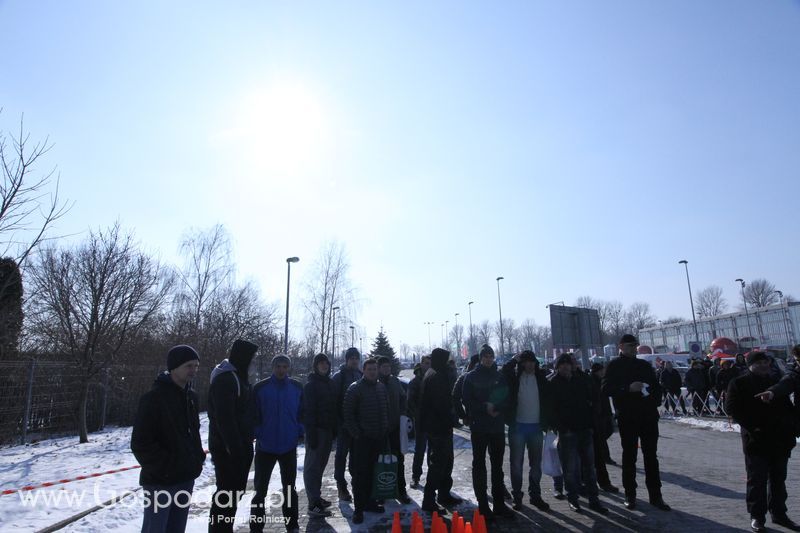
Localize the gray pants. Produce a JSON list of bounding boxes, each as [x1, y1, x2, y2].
[[304, 429, 334, 506], [508, 424, 543, 500]]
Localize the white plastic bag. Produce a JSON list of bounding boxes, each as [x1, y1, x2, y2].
[[399, 415, 411, 454], [541, 431, 562, 477]]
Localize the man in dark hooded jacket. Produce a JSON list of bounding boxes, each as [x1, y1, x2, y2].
[[303, 353, 337, 517], [420, 348, 461, 515], [132, 345, 206, 533], [462, 344, 512, 520], [407, 355, 431, 487], [207, 339, 258, 532], [728, 351, 799, 532], [331, 347, 363, 502]]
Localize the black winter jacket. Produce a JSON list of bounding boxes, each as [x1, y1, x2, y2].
[[684, 367, 709, 393], [407, 372, 423, 420], [550, 371, 595, 433], [332, 365, 363, 421], [658, 368, 682, 396], [768, 366, 800, 437], [343, 378, 389, 441], [421, 350, 456, 436], [380, 373, 407, 431], [208, 360, 253, 460], [131, 372, 206, 486], [501, 359, 551, 430], [592, 372, 614, 439], [726, 371, 796, 456], [303, 371, 337, 445], [462, 364, 509, 434], [602, 355, 662, 423]]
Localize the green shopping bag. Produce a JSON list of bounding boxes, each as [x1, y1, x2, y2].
[[371, 453, 399, 500]]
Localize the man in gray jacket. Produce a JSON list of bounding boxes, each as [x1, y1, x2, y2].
[[342, 358, 389, 524]]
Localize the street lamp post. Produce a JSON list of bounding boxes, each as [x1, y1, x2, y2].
[[284, 257, 300, 354], [445, 320, 450, 349], [360, 337, 363, 354], [468, 301, 474, 354], [496, 277, 505, 355], [424, 322, 433, 351], [454, 313, 460, 357], [735, 279, 754, 345], [332, 306, 340, 365], [678, 260, 700, 343], [350, 325, 355, 348], [441, 323, 445, 347]]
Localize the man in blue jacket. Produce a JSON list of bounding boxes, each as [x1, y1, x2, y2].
[[462, 344, 512, 521], [249, 355, 303, 533]]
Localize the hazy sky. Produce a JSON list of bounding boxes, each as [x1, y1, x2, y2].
[[2, 1, 799, 352]]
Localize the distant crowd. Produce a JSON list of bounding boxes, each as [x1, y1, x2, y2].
[[129, 338, 800, 533]]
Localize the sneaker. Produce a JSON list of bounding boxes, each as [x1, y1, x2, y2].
[[308, 503, 332, 518], [569, 501, 582, 512], [397, 492, 412, 505], [530, 495, 550, 511], [750, 518, 766, 532], [624, 495, 636, 510], [352, 510, 364, 524], [337, 485, 352, 503]]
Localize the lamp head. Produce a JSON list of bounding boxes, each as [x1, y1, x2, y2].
[[286, 257, 299, 263]]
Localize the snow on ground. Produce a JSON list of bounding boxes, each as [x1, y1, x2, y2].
[[667, 415, 741, 433]]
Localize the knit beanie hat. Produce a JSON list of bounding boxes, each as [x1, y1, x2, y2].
[[271, 354, 291, 367], [555, 352, 573, 368], [479, 344, 495, 358], [344, 347, 361, 361], [167, 345, 200, 371], [312, 353, 330, 373]]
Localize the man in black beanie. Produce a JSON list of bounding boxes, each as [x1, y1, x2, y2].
[[729, 351, 798, 532], [331, 347, 363, 502], [208, 339, 259, 532], [602, 334, 669, 512], [132, 345, 206, 533]]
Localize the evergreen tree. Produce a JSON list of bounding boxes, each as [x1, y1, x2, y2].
[[371, 328, 400, 376]]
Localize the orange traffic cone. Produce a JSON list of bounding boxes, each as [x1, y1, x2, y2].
[[392, 511, 402, 533], [451, 511, 461, 533], [464, 523, 473, 533], [477, 512, 487, 533], [472, 509, 480, 529]]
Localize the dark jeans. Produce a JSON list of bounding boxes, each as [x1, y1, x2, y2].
[[303, 429, 333, 506], [664, 392, 687, 414], [592, 430, 611, 487], [470, 431, 505, 506], [388, 428, 407, 496], [250, 450, 298, 532], [141, 481, 194, 533], [209, 448, 253, 533], [557, 429, 599, 504], [412, 421, 429, 481], [744, 448, 789, 522], [508, 424, 543, 499], [423, 431, 454, 506], [351, 436, 383, 512], [334, 429, 354, 487], [618, 417, 662, 500]]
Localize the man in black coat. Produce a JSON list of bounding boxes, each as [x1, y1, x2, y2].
[[420, 348, 462, 514], [407, 355, 431, 487], [685, 360, 710, 415], [131, 345, 206, 533], [462, 344, 512, 520], [501, 350, 553, 511], [659, 361, 686, 416], [207, 339, 258, 533], [590, 363, 618, 493], [602, 334, 670, 511], [727, 351, 798, 532], [331, 347, 363, 502], [342, 358, 389, 525], [303, 353, 337, 517]]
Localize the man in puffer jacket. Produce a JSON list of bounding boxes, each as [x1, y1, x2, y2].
[[207, 339, 258, 533], [342, 358, 389, 524], [249, 355, 303, 532], [131, 345, 206, 533], [461, 344, 511, 520], [303, 353, 337, 517]]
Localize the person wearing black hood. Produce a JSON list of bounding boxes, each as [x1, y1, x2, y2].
[[303, 353, 337, 517], [207, 339, 259, 532], [420, 348, 462, 515], [602, 334, 669, 512], [501, 350, 552, 511], [331, 347, 363, 502], [462, 344, 512, 520], [132, 345, 206, 533], [728, 351, 799, 532], [407, 355, 431, 488]]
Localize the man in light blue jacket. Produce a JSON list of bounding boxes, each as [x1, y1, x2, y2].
[[249, 355, 303, 533]]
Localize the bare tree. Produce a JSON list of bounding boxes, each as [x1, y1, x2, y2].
[[0, 113, 70, 299], [743, 278, 779, 309], [662, 316, 685, 325], [605, 301, 625, 339], [532, 326, 553, 356], [411, 344, 427, 360], [518, 319, 538, 352], [476, 319, 493, 348], [624, 302, 656, 334], [448, 324, 464, 359], [27, 224, 173, 442], [399, 342, 411, 361], [176, 224, 234, 337], [574, 296, 598, 309], [302, 241, 355, 355], [696, 285, 727, 318], [494, 318, 516, 354]]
